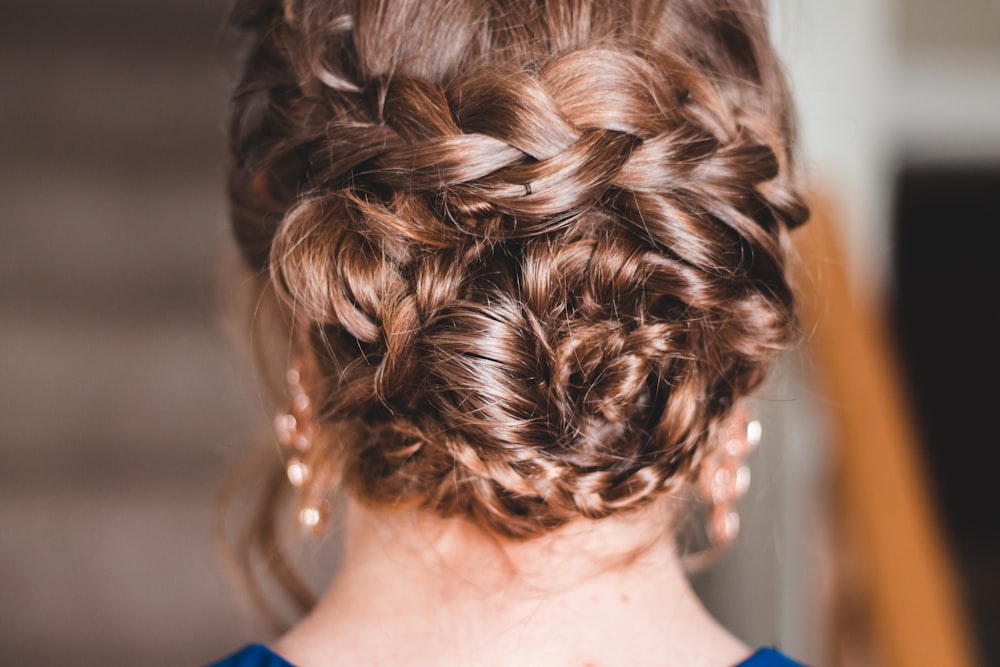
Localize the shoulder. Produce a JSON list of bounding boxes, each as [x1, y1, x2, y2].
[[736, 647, 811, 666], [200, 644, 296, 667]]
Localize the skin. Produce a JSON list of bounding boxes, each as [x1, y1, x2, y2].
[[272, 497, 751, 667]]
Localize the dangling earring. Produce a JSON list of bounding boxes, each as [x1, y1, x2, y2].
[[274, 363, 328, 534], [697, 406, 760, 547], [698, 408, 761, 547], [683, 406, 761, 571]]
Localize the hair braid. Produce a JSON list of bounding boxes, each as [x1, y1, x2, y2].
[[227, 0, 810, 543]]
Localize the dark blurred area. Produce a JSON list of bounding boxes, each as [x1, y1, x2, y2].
[[886, 1, 1000, 664], [0, 1, 270, 664], [890, 165, 1000, 667]]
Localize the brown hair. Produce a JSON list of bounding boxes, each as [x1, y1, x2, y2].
[[223, 0, 808, 613]]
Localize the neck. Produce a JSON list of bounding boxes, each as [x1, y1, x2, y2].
[[274, 499, 749, 667]]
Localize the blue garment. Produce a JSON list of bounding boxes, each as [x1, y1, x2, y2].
[[202, 643, 808, 666], [739, 647, 810, 666], [202, 644, 294, 667]]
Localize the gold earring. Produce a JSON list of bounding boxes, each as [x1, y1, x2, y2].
[[697, 406, 760, 548], [682, 406, 761, 572], [274, 364, 328, 534]]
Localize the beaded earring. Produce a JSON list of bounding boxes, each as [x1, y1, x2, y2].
[[681, 406, 761, 572], [696, 406, 761, 548], [273, 363, 329, 534]]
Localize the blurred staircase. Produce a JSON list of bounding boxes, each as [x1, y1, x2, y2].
[[0, 2, 273, 664]]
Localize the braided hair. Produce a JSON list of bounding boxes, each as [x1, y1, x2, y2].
[[225, 0, 808, 571]]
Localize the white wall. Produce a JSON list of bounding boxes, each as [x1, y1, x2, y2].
[[771, 0, 898, 297]]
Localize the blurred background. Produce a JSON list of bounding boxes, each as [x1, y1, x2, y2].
[[0, 1, 996, 666]]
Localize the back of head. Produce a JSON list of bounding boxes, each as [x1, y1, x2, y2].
[[225, 0, 809, 553]]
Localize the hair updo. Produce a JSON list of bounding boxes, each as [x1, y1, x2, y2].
[[225, 0, 809, 548]]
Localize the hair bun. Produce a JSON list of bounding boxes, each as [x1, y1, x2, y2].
[[228, 0, 809, 538]]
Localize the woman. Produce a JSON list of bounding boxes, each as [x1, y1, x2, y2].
[[206, 0, 812, 665]]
